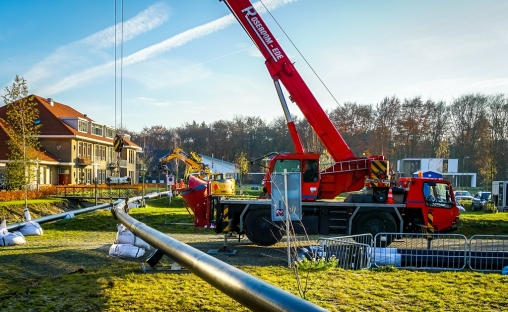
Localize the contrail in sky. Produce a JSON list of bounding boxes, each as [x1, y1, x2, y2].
[[36, 0, 297, 95], [25, 2, 170, 88]]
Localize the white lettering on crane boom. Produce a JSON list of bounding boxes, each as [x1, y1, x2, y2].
[[241, 5, 284, 62]]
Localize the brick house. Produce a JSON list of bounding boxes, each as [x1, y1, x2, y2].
[[0, 95, 141, 186]]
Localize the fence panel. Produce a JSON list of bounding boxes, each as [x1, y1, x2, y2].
[[317, 234, 373, 270], [372, 233, 469, 271], [469, 235, 508, 272]]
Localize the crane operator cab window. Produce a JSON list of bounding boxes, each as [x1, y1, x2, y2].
[[303, 160, 319, 182], [273, 159, 300, 174], [423, 181, 453, 208]]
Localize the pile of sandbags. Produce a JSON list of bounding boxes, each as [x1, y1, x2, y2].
[[18, 208, 43, 236], [20, 220, 43, 236], [109, 224, 151, 259], [0, 219, 26, 246]]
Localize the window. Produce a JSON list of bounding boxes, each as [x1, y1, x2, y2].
[[105, 128, 115, 139], [86, 169, 92, 184], [424, 182, 453, 208], [129, 150, 135, 164], [58, 168, 69, 174], [303, 160, 318, 182], [78, 120, 88, 132], [108, 147, 114, 162], [273, 159, 300, 174], [91, 123, 103, 136], [78, 142, 84, 157]]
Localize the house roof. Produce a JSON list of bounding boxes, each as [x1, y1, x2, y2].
[[0, 94, 140, 162], [0, 119, 59, 163]]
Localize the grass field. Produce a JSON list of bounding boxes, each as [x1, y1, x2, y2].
[[1, 197, 507, 311]]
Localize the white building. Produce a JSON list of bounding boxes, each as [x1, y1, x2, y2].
[[199, 155, 237, 175], [397, 158, 476, 187]]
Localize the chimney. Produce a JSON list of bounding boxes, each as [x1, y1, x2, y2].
[[47, 98, 54, 106]]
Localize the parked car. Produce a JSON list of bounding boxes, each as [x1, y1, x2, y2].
[[454, 190, 474, 201], [455, 200, 466, 213], [472, 191, 491, 211]]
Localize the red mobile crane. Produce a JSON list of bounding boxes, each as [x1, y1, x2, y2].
[[224, 1, 390, 202], [181, 0, 460, 246]]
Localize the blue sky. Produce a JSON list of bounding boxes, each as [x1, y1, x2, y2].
[[1, 0, 507, 133]]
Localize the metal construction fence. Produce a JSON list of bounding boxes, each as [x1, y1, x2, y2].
[[317, 234, 373, 270], [313, 233, 508, 273]]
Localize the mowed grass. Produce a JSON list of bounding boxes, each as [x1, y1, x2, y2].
[[1, 197, 508, 311]]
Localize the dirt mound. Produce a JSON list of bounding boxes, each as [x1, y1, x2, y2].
[[0, 199, 86, 223]]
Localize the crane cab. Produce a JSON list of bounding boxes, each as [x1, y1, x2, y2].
[[264, 153, 320, 201]]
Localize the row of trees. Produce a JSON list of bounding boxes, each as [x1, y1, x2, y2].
[[123, 93, 508, 188], [2, 75, 506, 189]]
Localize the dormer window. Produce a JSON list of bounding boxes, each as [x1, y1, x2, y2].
[[91, 123, 103, 136], [78, 120, 88, 132], [105, 127, 115, 139]]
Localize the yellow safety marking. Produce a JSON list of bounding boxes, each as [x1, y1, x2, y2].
[[113, 135, 124, 152], [371, 160, 388, 179], [427, 211, 434, 239], [223, 205, 229, 232]]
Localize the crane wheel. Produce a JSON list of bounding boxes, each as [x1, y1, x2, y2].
[[244, 209, 283, 246], [352, 212, 397, 246]]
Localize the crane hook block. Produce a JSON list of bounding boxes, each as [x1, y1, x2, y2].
[[114, 134, 124, 152]]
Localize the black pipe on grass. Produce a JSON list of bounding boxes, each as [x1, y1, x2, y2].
[[112, 204, 328, 312]]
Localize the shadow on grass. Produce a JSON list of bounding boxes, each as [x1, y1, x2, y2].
[[0, 244, 141, 279], [0, 245, 149, 311]]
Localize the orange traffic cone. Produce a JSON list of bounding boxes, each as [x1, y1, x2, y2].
[[387, 188, 395, 204]]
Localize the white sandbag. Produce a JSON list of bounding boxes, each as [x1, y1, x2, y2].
[[115, 224, 151, 250], [0, 220, 7, 236], [19, 220, 43, 236], [0, 231, 26, 246], [109, 243, 145, 258], [24, 208, 32, 221]]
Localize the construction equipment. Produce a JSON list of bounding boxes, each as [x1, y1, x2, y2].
[[158, 148, 211, 178], [158, 148, 235, 196], [180, 0, 460, 246]]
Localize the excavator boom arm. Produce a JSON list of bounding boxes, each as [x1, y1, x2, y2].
[[158, 149, 210, 176]]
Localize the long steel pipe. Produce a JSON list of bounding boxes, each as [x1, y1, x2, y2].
[[6, 192, 165, 232], [6, 201, 119, 231], [112, 205, 328, 312]]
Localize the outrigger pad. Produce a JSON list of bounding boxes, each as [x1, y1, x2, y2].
[[146, 249, 164, 267]]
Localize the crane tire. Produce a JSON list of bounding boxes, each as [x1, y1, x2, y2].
[[244, 209, 283, 246], [352, 212, 397, 246]]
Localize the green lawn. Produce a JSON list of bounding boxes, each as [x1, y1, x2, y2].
[[0, 198, 507, 311]]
